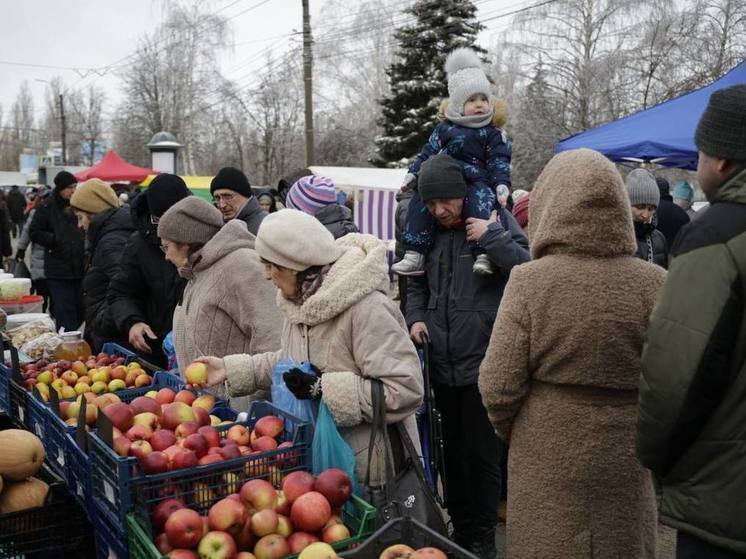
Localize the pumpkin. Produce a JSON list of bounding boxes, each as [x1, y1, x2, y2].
[[0, 477, 49, 513], [0, 429, 45, 480]]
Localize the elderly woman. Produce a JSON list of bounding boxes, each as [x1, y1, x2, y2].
[[157, 197, 282, 408], [478, 149, 666, 558], [200, 209, 423, 485], [70, 179, 134, 348]]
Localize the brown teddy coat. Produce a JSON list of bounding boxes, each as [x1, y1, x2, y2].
[[172, 220, 282, 409], [478, 149, 666, 558], [222, 233, 424, 486]]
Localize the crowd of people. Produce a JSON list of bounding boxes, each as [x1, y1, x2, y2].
[[6, 46, 744, 559]]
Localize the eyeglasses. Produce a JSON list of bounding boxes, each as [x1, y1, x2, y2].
[[150, 215, 160, 225], [213, 193, 236, 203]]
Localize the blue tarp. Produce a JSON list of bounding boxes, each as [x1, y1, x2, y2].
[[556, 60, 746, 169]]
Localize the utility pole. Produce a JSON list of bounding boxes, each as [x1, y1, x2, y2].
[[302, 0, 314, 166], [58, 94, 67, 165]]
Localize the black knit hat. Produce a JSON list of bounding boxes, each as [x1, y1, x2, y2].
[[53, 170, 77, 192], [655, 176, 670, 197], [418, 153, 467, 201], [146, 173, 191, 218], [695, 84, 746, 161], [210, 167, 252, 198]]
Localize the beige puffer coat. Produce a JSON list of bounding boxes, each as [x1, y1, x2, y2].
[[172, 220, 282, 409], [223, 233, 424, 486]]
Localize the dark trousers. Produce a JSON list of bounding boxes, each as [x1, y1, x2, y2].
[[677, 532, 744, 558], [47, 279, 84, 333], [402, 185, 496, 255], [11, 219, 23, 238], [433, 382, 502, 539]]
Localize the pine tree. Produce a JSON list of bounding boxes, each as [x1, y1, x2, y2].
[[373, 0, 485, 167]]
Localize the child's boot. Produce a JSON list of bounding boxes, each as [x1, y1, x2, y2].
[[473, 254, 495, 275], [392, 251, 425, 276]]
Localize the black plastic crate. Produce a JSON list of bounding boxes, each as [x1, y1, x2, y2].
[[0, 454, 89, 558], [340, 517, 478, 559]]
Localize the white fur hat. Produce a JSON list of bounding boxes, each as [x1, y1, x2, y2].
[[445, 48, 491, 114]]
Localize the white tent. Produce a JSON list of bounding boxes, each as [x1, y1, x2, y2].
[[309, 166, 407, 241]]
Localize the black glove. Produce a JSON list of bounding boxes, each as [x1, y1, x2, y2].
[[283, 366, 322, 400], [14, 249, 25, 261]]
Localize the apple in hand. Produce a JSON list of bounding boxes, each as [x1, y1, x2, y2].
[[184, 362, 208, 387]]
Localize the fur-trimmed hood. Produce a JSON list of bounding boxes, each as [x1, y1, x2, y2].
[[439, 95, 509, 128], [528, 149, 637, 260], [277, 233, 389, 325]]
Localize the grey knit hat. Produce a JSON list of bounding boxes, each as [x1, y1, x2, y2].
[[418, 153, 467, 202], [625, 169, 660, 207], [445, 48, 491, 114], [157, 196, 224, 245], [255, 209, 344, 271], [695, 84, 746, 161]]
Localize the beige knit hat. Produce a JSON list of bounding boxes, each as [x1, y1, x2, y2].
[[69, 178, 119, 214], [157, 196, 224, 245], [255, 209, 344, 271]]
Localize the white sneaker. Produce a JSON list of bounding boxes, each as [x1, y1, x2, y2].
[[473, 254, 495, 275], [392, 251, 425, 276]]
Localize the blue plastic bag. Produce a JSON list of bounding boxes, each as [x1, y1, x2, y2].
[[271, 359, 319, 426], [312, 400, 359, 495], [163, 331, 177, 371]]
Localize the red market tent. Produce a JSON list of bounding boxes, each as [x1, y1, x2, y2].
[[74, 150, 156, 182]]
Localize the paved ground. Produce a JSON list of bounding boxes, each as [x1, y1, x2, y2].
[[493, 522, 677, 558]]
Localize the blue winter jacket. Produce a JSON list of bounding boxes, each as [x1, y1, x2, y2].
[[409, 121, 512, 188]]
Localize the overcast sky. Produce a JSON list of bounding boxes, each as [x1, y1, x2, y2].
[[0, 0, 513, 123]]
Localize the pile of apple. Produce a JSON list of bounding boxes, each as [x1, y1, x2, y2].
[[151, 468, 354, 559], [20, 352, 151, 401], [104, 395, 292, 476]]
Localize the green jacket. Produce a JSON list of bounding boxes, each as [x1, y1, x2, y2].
[[638, 168, 746, 552]]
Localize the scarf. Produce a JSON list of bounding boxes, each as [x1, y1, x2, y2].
[[292, 264, 332, 305], [445, 104, 494, 129]]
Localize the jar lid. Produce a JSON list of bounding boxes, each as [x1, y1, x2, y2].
[[60, 331, 83, 340]]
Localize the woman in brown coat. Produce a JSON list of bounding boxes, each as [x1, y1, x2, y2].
[[478, 149, 665, 558]]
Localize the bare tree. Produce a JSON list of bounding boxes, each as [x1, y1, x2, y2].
[[69, 85, 106, 165]]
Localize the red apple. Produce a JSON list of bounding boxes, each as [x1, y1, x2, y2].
[[236, 553, 257, 559], [130, 395, 162, 416], [276, 514, 292, 537], [276, 441, 299, 468], [174, 389, 197, 406], [226, 424, 250, 446], [129, 439, 153, 461], [171, 448, 199, 470], [251, 436, 278, 453], [193, 406, 210, 426], [208, 497, 248, 536], [151, 429, 178, 451], [141, 450, 170, 474], [113, 435, 132, 457], [274, 490, 291, 516], [152, 498, 186, 530], [198, 426, 221, 448], [208, 447, 224, 456], [155, 532, 174, 554], [253, 535, 290, 559], [220, 438, 239, 448], [184, 362, 208, 386], [162, 402, 196, 430], [282, 471, 315, 504], [165, 508, 204, 549], [240, 479, 277, 513], [234, 516, 256, 552], [175, 421, 200, 439], [191, 393, 215, 411], [182, 433, 209, 458], [219, 444, 241, 460], [199, 454, 224, 466], [163, 444, 183, 462], [288, 532, 319, 554], [167, 549, 199, 559], [254, 415, 284, 439], [251, 509, 279, 537], [103, 402, 134, 432], [290, 491, 331, 533], [156, 388, 177, 405], [410, 549, 447, 559], [314, 468, 352, 508], [125, 370, 139, 386], [323, 514, 343, 529], [135, 373, 152, 387], [238, 445, 252, 456], [198, 531, 238, 559], [126, 424, 154, 442], [110, 365, 127, 381], [322, 522, 350, 544]]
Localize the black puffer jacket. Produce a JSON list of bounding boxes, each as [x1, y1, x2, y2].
[[634, 221, 668, 269], [107, 194, 186, 364], [83, 207, 135, 339], [7, 189, 26, 222], [28, 192, 85, 279], [315, 204, 358, 239]]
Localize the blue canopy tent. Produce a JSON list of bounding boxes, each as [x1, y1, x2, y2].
[[556, 60, 746, 169]]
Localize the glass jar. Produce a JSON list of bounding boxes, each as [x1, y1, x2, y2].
[[55, 331, 92, 361]]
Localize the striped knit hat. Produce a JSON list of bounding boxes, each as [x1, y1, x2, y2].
[[285, 175, 337, 215]]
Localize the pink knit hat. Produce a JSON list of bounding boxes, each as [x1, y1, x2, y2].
[[285, 175, 337, 215]]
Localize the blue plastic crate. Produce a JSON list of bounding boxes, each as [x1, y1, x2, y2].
[[100, 342, 137, 363], [0, 363, 9, 415], [92, 497, 129, 559], [92, 400, 312, 532]]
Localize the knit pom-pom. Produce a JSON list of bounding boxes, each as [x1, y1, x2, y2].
[[445, 48, 482, 75]]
